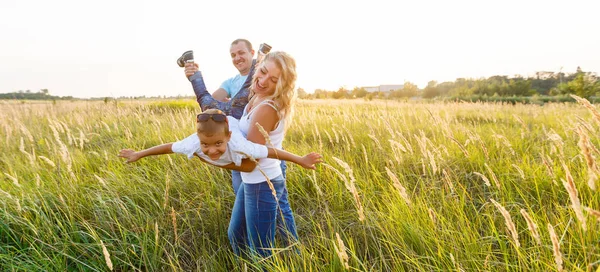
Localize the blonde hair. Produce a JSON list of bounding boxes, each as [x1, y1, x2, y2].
[[196, 109, 229, 136], [250, 51, 297, 130]]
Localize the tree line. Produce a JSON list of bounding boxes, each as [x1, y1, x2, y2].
[[298, 67, 600, 100]]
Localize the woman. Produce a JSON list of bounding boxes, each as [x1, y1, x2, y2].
[[227, 51, 299, 258]]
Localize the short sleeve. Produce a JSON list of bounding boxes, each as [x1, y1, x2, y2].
[[220, 78, 232, 97], [171, 133, 200, 159]]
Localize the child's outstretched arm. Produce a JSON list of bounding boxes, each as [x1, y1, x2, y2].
[[266, 148, 322, 170], [119, 143, 173, 163]]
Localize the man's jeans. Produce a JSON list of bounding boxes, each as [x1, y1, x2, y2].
[[227, 173, 298, 257]]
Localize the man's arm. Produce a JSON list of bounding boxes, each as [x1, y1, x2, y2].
[[119, 143, 173, 163], [212, 88, 229, 102]]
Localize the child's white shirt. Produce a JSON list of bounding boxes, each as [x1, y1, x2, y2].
[[171, 117, 268, 166]]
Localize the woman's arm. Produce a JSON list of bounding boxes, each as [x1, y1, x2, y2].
[[245, 105, 279, 146], [185, 60, 255, 119], [119, 143, 173, 163]]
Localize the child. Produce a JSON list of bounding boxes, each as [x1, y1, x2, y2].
[[119, 109, 322, 171]]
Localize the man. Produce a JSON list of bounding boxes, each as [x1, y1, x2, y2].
[[212, 39, 254, 102], [183, 39, 257, 119]]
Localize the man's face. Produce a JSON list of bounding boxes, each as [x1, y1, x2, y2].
[[198, 132, 231, 161], [230, 42, 254, 75]]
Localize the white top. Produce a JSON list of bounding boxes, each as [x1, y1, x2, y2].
[[171, 116, 268, 166], [238, 100, 285, 184]]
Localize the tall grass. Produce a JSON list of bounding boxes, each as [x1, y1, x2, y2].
[[1, 99, 599, 271]]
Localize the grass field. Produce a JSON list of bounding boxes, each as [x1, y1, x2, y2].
[[1, 99, 599, 271]]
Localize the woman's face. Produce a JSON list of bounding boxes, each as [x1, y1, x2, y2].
[[252, 60, 281, 97]]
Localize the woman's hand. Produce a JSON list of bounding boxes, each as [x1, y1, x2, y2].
[[298, 152, 323, 170], [184, 62, 199, 78], [119, 149, 142, 163]]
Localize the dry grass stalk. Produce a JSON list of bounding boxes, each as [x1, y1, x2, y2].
[[584, 207, 600, 222], [541, 152, 554, 176], [489, 198, 520, 248], [254, 122, 277, 158], [334, 233, 350, 270], [94, 174, 107, 187], [571, 94, 600, 126], [164, 173, 170, 209], [323, 130, 333, 146], [519, 209, 541, 245], [484, 163, 500, 189], [368, 133, 383, 150], [323, 161, 364, 221], [473, 172, 491, 187], [361, 144, 369, 165], [171, 207, 178, 244], [4, 173, 20, 188], [428, 208, 437, 225], [235, 151, 278, 202], [38, 156, 56, 168], [311, 171, 323, 196], [100, 240, 114, 271], [450, 253, 465, 272], [561, 161, 587, 231], [427, 150, 438, 174], [576, 126, 598, 191], [447, 136, 469, 157], [512, 164, 525, 180], [547, 223, 563, 272], [385, 167, 411, 205], [442, 169, 456, 194]]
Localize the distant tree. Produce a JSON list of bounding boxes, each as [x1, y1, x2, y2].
[[297, 88, 308, 99], [422, 80, 439, 98], [332, 87, 349, 99], [351, 87, 368, 98]]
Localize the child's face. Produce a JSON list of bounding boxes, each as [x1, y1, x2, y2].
[[198, 131, 232, 161]]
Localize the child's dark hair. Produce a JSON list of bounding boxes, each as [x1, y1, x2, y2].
[[196, 109, 230, 136]]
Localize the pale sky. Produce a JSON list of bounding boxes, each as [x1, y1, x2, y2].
[[1, 0, 598, 98]]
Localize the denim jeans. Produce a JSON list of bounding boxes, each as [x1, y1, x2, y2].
[[231, 160, 286, 195], [227, 174, 298, 258]]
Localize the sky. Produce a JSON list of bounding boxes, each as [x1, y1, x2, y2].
[[0, 0, 599, 98]]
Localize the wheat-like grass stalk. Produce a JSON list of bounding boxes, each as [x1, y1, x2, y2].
[[368, 133, 383, 150], [100, 240, 113, 271], [235, 151, 278, 202], [584, 207, 600, 222], [171, 207, 178, 244], [490, 198, 520, 248], [450, 253, 465, 272], [323, 161, 364, 221], [428, 207, 437, 225], [94, 174, 107, 187], [547, 223, 563, 272], [571, 94, 600, 126], [334, 232, 350, 270], [576, 126, 598, 191], [442, 169, 456, 194], [484, 163, 500, 189], [473, 172, 491, 187], [561, 161, 587, 232], [255, 122, 277, 159], [447, 135, 469, 157], [164, 173, 170, 209], [38, 156, 56, 168], [519, 209, 541, 245], [385, 167, 411, 205], [4, 173, 20, 188]]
